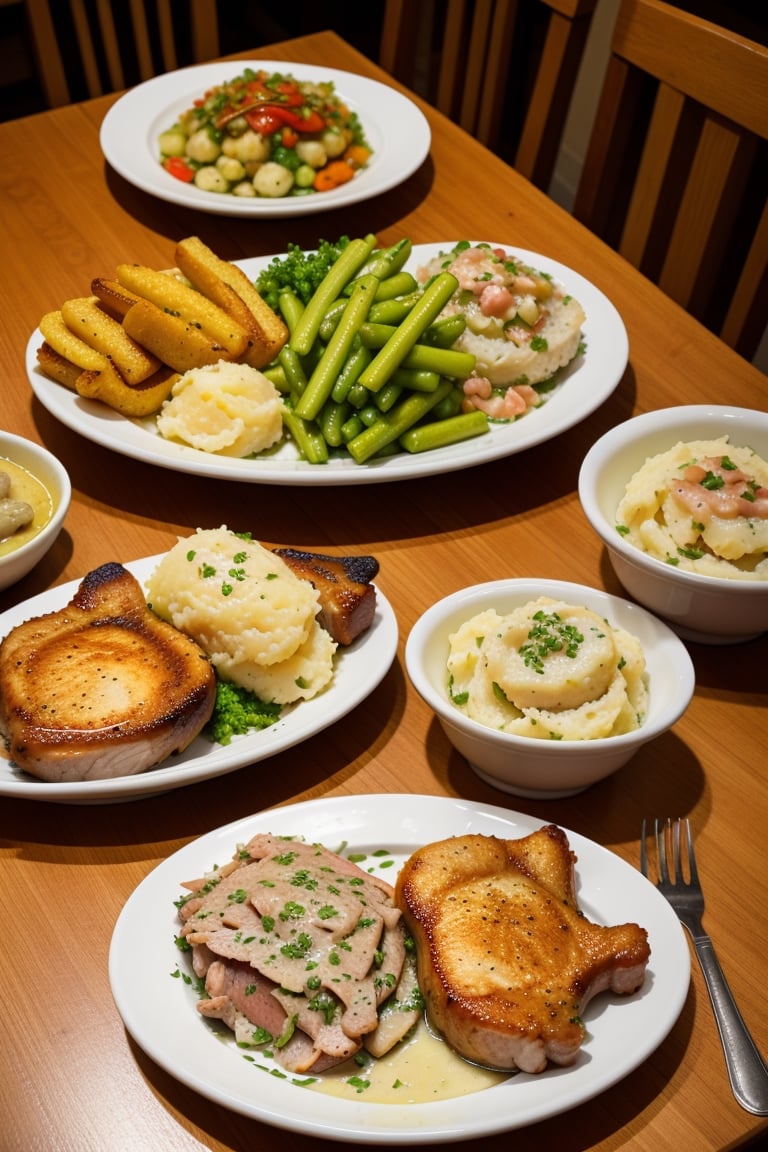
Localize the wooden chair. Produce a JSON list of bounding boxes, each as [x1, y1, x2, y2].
[[23, 0, 219, 107], [572, 0, 768, 363], [379, 0, 598, 192]]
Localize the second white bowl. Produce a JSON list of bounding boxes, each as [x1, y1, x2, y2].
[[405, 579, 695, 799]]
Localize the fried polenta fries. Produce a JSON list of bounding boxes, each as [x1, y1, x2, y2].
[[37, 308, 178, 416], [175, 236, 287, 368], [34, 238, 289, 418], [60, 296, 160, 384], [122, 298, 230, 375]]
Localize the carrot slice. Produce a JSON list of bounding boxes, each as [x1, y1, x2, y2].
[[313, 160, 356, 192], [344, 144, 372, 169]]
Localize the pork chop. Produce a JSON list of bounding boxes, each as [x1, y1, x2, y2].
[[0, 561, 216, 781], [395, 825, 650, 1074]]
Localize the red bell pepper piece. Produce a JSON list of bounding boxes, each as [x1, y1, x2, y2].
[[244, 104, 325, 137], [162, 156, 195, 183]]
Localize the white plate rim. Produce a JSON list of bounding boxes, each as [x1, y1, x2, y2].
[[0, 556, 398, 803], [99, 60, 431, 217], [27, 243, 628, 486], [108, 793, 690, 1143]]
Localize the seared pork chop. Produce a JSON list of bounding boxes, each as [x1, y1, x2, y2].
[[0, 562, 216, 782], [395, 826, 650, 1074]]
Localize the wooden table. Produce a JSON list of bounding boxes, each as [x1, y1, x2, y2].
[[0, 29, 766, 1152]]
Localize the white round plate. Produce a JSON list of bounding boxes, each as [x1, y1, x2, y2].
[[0, 556, 397, 804], [99, 60, 431, 217], [27, 243, 628, 486], [109, 794, 689, 1143]]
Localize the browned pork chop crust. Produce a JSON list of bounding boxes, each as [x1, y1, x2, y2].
[[395, 826, 650, 1074], [272, 548, 378, 646], [0, 562, 216, 782]]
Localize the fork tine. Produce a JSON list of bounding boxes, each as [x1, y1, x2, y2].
[[682, 816, 699, 884], [640, 817, 649, 876], [656, 818, 671, 884]]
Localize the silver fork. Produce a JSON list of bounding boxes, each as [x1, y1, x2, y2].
[[641, 817, 768, 1116]]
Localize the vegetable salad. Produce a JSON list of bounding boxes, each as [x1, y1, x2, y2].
[[158, 67, 371, 199]]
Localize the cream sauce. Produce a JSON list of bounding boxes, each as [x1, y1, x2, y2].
[[308, 1015, 508, 1104], [0, 457, 54, 557]]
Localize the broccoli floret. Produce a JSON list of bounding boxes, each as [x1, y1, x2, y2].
[[204, 678, 282, 746], [254, 236, 351, 309]]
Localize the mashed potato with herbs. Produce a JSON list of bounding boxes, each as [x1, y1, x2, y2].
[[616, 437, 768, 580], [146, 527, 336, 703], [156, 359, 283, 457], [447, 598, 648, 740]]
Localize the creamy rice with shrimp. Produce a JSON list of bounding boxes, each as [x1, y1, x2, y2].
[[417, 242, 585, 421]]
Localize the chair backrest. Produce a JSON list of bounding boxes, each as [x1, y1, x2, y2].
[[572, 0, 768, 362], [379, 0, 598, 192], [24, 0, 219, 107]]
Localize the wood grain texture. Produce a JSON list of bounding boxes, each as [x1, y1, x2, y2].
[[0, 29, 766, 1152]]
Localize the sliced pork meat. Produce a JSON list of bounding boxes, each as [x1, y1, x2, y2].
[[177, 834, 419, 1073]]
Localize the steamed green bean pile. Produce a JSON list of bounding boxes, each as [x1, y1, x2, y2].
[[262, 235, 489, 465]]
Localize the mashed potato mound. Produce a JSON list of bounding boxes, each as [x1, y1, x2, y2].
[[146, 527, 337, 703], [616, 436, 768, 581], [447, 598, 648, 741], [156, 359, 284, 457]]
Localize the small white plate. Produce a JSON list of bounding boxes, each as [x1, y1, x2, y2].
[[109, 794, 690, 1142], [99, 60, 431, 217], [27, 243, 628, 486], [0, 556, 397, 804]]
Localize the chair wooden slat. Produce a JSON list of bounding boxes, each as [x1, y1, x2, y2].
[[380, 0, 597, 192], [24, 0, 219, 106], [573, 0, 768, 362]]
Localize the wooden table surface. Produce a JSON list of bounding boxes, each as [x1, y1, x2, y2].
[[0, 28, 766, 1152]]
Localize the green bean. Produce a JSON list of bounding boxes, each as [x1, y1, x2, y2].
[[371, 270, 418, 300], [420, 313, 467, 347], [278, 345, 308, 400], [320, 399, 352, 448], [358, 404, 381, 427], [341, 414, 364, 442], [374, 381, 402, 412], [358, 324, 475, 377], [290, 233, 376, 355], [358, 322, 397, 348], [282, 406, 328, 465], [368, 294, 420, 325], [399, 410, 489, 453], [331, 341, 371, 403], [294, 274, 378, 421], [346, 379, 453, 464], [277, 288, 305, 334], [430, 385, 465, 420], [347, 381, 372, 409], [361, 238, 412, 281], [389, 367, 441, 392], [358, 271, 459, 392], [401, 344, 475, 377], [317, 298, 349, 342], [360, 320, 463, 350], [262, 364, 289, 392]]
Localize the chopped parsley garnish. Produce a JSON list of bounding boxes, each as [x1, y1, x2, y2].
[[518, 610, 584, 673]]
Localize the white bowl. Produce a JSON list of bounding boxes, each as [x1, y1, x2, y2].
[[405, 578, 695, 799], [578, 405, 768, 644], [0, 431, 71, 592]]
